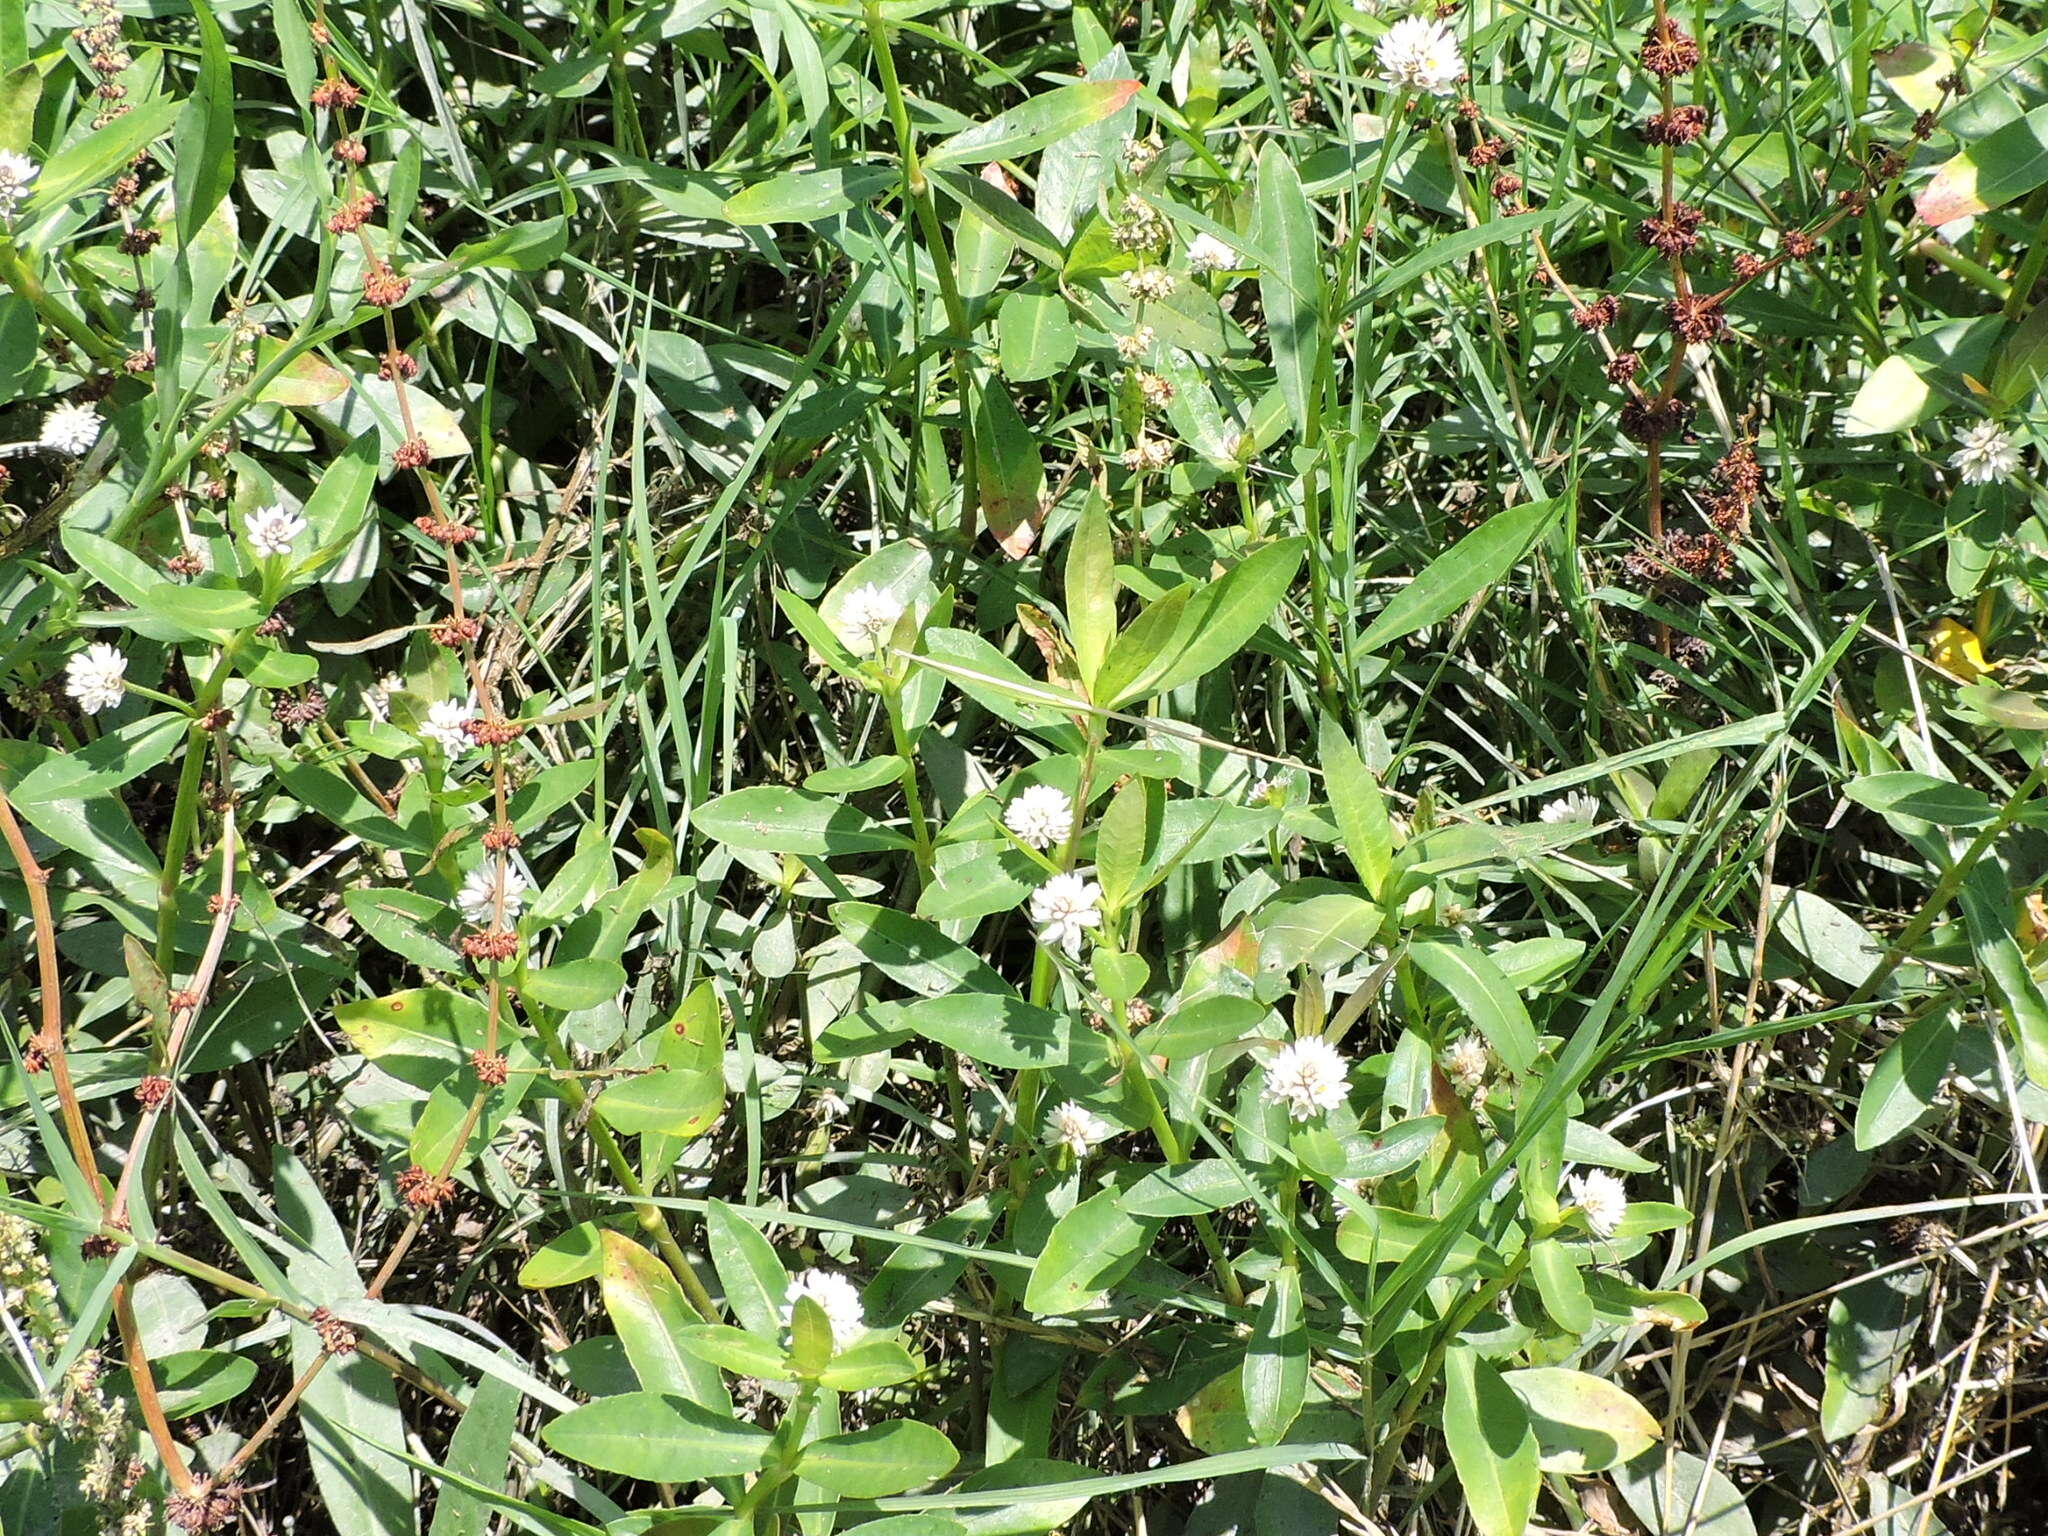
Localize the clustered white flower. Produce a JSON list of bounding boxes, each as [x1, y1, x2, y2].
[[1440, 1033, 1491, 1093], [0, 150, 35, 218], [421, 698, 475, 755], [456, 860, 527, 926], [245, 502, 308, 558], [1030, 871, 1103, 958], [1376, 15, 1464, 95], [837, 583, 905, 653], [0, 1211, 62, 1347], [784, 1267, 866, 1348], [1186, 232, 1237, 273], [1949, 421, 2021, 486], [364, 672, 403, 722], [1122, 436, 1175, 473], [1115, 326, 1155, 363], [1538, 790, 1600, 824], [40, 402, 101, 456], [1004, 784, 1075, 850], [63, 643, 127, 713], [1567, 1169, 1630, 1239], [1122, 265, 1178, 302], [1261, 1036, 1352, 1121], [1044, 1100, 1113, 1158]]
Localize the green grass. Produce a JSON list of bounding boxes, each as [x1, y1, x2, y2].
[[2, 1, 2047, 1534]]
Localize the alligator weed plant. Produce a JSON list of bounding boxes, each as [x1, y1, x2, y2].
[[3, 1, 2048, 1534]]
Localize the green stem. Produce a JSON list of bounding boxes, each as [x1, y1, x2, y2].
[[0, 240, 122, 367], [530, 1008, 721, 1321], [1916, 236, 2011, 302], [1108, 1000, 1245, 1307], [862, 2, 978, 546], [733, 1382, 821, 1532], [883, 686, 935, 888], [1846, 756, 2048, 1008], [109, 236, 338, 543], [1367, 1248, 1531, 1503], [153, 643, 244, 978], [2001, 192, 2048, 320]]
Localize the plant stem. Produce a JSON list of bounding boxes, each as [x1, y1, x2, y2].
[[1108, 999, 1245, 1307], [883, 686, 935, 888], [153, 642, 242, 977], [530, 1008, 721, 1320], [1846, 756, 2048, 1008], [861, 1, 979, 547]]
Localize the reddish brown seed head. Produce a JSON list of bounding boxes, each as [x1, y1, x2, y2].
[[396, 1164, 456, 1210], [461, 928, 518, 962], [1636, 202, 1705, 258], [308, 76, 362, 111], [362, 262, 411, 308], [1572, 294, 1620, 332], [1638, 20, 1700, 79], [465, 716, 524, 747], [1665, 293, 1727, 345], [1618, 397, 1692, 444], [311, 1306, 360, 1355], [430, 615, 483, 648]]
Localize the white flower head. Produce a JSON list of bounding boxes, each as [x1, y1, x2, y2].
[[1262, 1035, 1352, 1120], [1949, 421, 2021, 486], [1121, 265, 1177, 302], [421, 698, 475, 755], [1376, 15, 1464, 95], [1567, 1169, 1629, 1239], [1440, 1033, 1491, 1093], [1115, 325, 1155, 363], [1186, 232, 1237, 273], [39, 402, 100, 456], [456, 860, 527, 926], [1538, 790, 1600, 824], [0, 150, 35, 217], [64, 643, 126, 713], [1005, 783, 1075, 850], [784, 1268, 865, 1348], [1030, 871, 1103, 958], [244, 502, 308, 558], [1044, 1100, 1113, 1158], [364, 672, 403, 722], [837, 583, 905, 654]]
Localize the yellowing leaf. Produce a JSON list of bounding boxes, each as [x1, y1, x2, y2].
[[1929, 618, 1998, 683]]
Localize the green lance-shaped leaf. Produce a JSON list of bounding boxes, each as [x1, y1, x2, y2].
[[1442, 1347, 1539, 1536], [594, 981, 727, 1138], [1407, 941, 1538, 1076], [173, 3, 235, 246], [541, 1391, 772, 1482], [1359, 497, 1561, 653], [601, 1230, 729, 1410], [723, 165, 897, 225], [925, 79, 1141, 168], [1022, 1188, 1156, 1316], [694, 786, 915, 856], [794, 1420, 960, 1497], [1503, 1367, 1660, 1473], [1251, 144, 1322, 437], [1917, 102, 2048, 226], [1241, 1269, 1307, 1444]]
